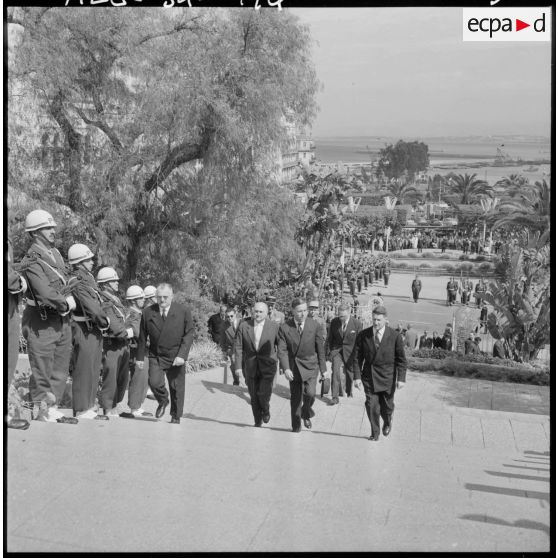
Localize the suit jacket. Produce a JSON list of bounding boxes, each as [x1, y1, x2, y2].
[[223, 320, 240, 356], [136, 301, 195, 368], [411, 279, 422, 292], [208, 312, 228, 345], [277, 317, 326, 381], [353, 326, 407, 393], [234, 318, 280, 378], [327, 316, 362, 365]]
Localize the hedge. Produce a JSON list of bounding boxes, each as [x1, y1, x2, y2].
[[407, 348, 550, 385]]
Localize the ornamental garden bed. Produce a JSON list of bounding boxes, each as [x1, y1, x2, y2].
[[407, 348, 549, 386]]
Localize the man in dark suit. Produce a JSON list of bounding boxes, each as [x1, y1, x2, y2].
[[208, 304, 228, 345], [353, 305, 407, 441], [136, 283, 194, 424], [234, 302, 280, 427], [326, 302, 362, 404], [223, 307, 243, 385], [419, 330, 432, 349], [278, 298, 328, 432]]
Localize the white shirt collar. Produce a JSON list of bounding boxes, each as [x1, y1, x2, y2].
[[374, 325, 386, 338]]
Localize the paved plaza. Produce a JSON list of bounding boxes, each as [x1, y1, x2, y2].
[[6, 365, 550, 552]]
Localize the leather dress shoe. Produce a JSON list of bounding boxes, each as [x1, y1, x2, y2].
[[303, 418, 312, 429], [262, 412, 271, 424], [94, 414, 109, 421], [170, 417, 180, 424], [7, 418, 30, 430], [368, 434, 379, 441], [254, 421, 262, 427], [155, 401, 169, 419], [328, 397, 339, 405], [120, 412, 135, 419], [382, 417, 393, 437]]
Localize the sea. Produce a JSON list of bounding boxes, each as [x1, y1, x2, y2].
[[313, 136, 551, 185]]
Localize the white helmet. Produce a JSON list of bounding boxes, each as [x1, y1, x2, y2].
[[96, 267, 119, 283], [25, 209, 57, 232], [143, 285, 157, 298], [68, 243, 94, 265], [126, 285, 144, 300]]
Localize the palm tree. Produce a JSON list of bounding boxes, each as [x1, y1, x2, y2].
[[493, 179, 551, 238], [495, 173, 529, 197], [387, 178, 420, 204], [446, 173, 491, 204]]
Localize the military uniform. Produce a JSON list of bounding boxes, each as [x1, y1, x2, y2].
[[383, 267, 391, 286], [411, 278, 422, 303], [98, 288, 131, 413], [68, 269, 110, 414], [126, 307, 149, 412], [447, 279, 459, 306], [20, 242, 73, 409]]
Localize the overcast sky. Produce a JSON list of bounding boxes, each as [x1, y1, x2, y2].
[[292, 8, 552, 138]]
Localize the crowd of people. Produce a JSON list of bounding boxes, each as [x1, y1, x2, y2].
[[7, 208, 512, 436], [7, 209, 406, 441], [356, 230, 503, 256], [7, 209, 194, 430]]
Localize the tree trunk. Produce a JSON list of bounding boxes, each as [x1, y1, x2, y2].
[[49, 91, 82, 211]]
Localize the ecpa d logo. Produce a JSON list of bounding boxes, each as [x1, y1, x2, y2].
[[463, 8, 551, 41]]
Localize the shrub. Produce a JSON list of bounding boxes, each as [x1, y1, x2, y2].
[[421, 252, 434, 258], [407, 252, 419, 258], [186, 339, 224, 374], [174, 291, 219, 342], [478, 262, 492, 272], [407, 349, 550, 385], [412, 348, 454, 360], [438, 253, 451, 260], [459, 263, 473, 272], [418, 263, 432, 269]]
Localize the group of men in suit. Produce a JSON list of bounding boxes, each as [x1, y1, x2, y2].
[[230, 297, 406, 440]]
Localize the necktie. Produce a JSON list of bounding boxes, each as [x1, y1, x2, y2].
[[374, 330, 381, 350], [342, 321, 347, 334], [297, 323, 303, 335], [161, 309, 167, 321]]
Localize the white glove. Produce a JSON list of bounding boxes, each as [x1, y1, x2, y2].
[[66, 295, 77, 312], [126, 328, 134, 339]]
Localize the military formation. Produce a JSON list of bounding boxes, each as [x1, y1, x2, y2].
[[7, 209, 160, 429]]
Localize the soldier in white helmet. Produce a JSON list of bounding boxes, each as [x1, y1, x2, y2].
[[143, 285, 157, 306], [120, 286, 153, 418], [67, 243, 110, 420], [19, 210, 78, 424], [96, 267, 134, 418]]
